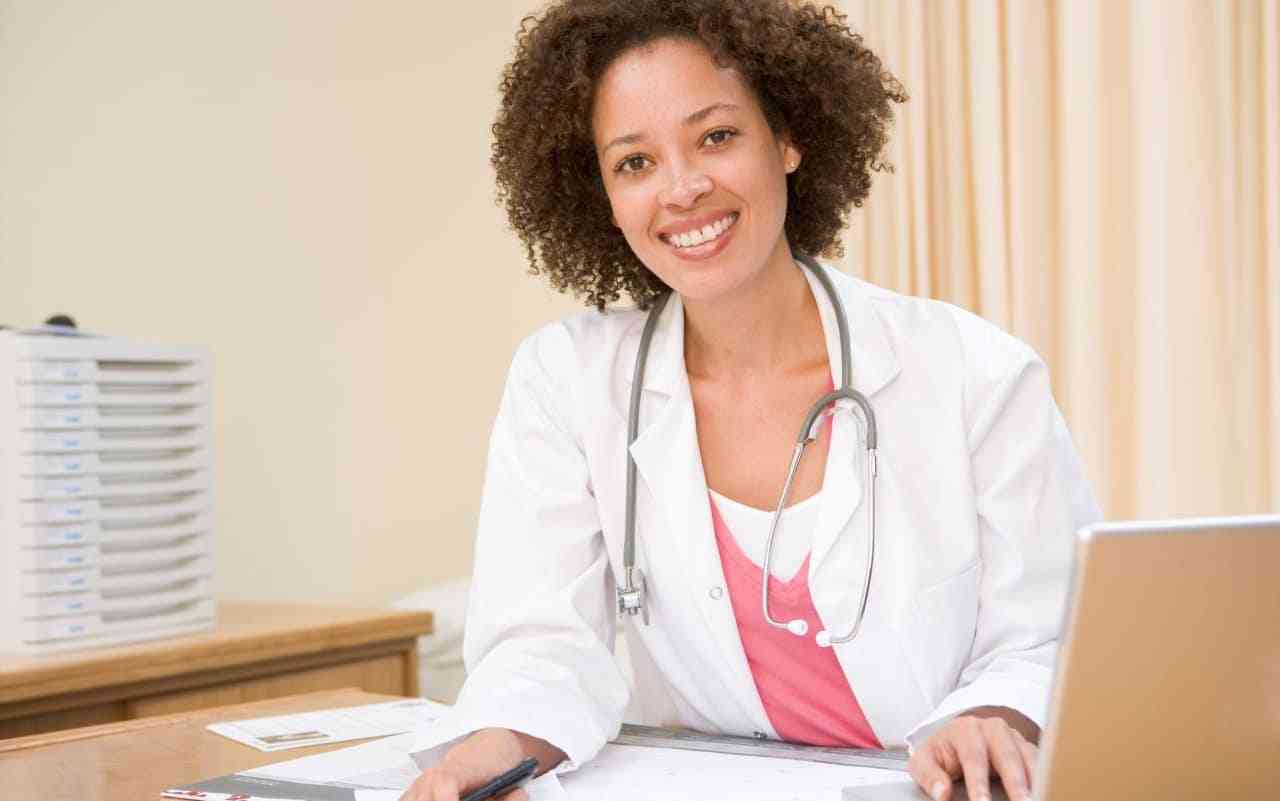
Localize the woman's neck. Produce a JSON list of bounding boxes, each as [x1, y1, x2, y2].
[[682, 246, 827, 381]]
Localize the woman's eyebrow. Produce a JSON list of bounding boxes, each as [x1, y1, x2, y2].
[[600, 102, 741, 156]]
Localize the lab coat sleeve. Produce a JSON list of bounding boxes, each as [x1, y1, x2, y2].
[[904, 313, 1102, 752], [409, 326, 630, 773]]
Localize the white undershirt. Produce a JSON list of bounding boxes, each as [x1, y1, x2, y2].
[[707, 488, 823, 582]]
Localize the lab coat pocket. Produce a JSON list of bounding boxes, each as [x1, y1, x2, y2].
[[902, 561, 981, 709]]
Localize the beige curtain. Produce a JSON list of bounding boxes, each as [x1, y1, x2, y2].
[[837, 0, 1280, 520]]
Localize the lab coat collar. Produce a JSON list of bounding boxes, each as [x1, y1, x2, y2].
[[803, 261, 900, 401], [620, 260, 901, 401]]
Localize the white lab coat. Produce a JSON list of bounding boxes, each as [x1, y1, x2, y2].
[[411, 262, 1101, 770]]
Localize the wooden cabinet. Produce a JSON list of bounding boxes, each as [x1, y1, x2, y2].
[[0, 601, 432, 739]]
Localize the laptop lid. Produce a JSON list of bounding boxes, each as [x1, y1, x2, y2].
[[1036, 515, 1280, 800]]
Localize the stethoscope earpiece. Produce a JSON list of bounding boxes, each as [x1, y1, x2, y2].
[[786, 619, 808, 637]]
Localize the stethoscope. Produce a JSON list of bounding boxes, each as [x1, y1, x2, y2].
[[617, 254, 879, 648]]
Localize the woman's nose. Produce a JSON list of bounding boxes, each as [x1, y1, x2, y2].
[[660, 167, 713, 208]]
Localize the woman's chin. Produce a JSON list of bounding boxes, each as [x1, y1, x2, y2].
[[664, 271, 754, 306]]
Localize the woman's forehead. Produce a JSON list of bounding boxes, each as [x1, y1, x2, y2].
[[592, 38, 761, 144]]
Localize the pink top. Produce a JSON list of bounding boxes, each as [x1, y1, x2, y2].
[[708, 422, 882, 748]]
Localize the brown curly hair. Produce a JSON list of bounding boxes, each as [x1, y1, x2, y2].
[[491, 0, 907, 310]]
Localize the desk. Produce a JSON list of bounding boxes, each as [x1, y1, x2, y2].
[[0, 687, 401, 800], [0, 602, 433, 739]]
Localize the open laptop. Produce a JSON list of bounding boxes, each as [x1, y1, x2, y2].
[[846, 514, 1280, 801]]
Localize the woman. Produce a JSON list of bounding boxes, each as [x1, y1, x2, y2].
[[404, 2, 1099, 800]]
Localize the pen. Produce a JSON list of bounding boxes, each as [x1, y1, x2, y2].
[[459, 757, 539, 801]]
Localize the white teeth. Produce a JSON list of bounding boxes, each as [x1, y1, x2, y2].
[[667, 213, 736, 249]]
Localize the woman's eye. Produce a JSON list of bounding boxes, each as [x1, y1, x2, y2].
[[616, 155, 649, 174], [704, 128, 736, 146]]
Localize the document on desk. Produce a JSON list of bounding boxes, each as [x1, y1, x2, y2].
[[163, 732, 567, 801], [206, 699, 451, 752], [560, 740, 913, 801], [167, 732, 906, 801], [173, 699, 911, 801]]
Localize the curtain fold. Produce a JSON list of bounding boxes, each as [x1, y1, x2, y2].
[[838, 0, 1280, 518]]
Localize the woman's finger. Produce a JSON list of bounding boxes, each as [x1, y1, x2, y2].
[[955, 720, 992, 801], [1016, 735, 1040, 789], [984, 724, 1031, 801], [907, 737, 959, 801]]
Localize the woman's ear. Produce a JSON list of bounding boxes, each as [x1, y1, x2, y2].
[[782, 138, 802, 174]]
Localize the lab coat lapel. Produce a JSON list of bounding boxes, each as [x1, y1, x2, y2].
[[624, 294, 772, 731], [801, 266, 920, 744], [803, 266, 900, 578]]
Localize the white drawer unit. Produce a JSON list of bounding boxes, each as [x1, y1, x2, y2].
[[0, 328, 216, 653]]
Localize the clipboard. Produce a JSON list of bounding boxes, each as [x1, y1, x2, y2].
[[612, 723, 910, 772]]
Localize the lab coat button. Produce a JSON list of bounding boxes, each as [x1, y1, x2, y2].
[[709, 586, 724, 600]]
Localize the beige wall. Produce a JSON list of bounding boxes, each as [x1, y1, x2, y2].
[[0, 1, 577, 606], [6, 2, 1275, 610]]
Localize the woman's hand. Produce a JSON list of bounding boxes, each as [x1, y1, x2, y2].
[[398, 728, 536, 801], [907, 707, 1040, 801]]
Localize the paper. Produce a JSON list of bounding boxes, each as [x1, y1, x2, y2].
[[246, 731, 564, 799], [560, 741, 911, 801], [843, 781, 1007, 801], [208, 699, 450, 752], [165, 792, 310, 801], [165, 734, 423, 800], [352, 772, 566, 801], [192, 697, 908, 801], [172, 700, 571, 800], [245, 732, 423, 786]]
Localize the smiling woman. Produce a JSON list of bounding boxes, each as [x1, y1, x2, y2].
[[489, 0, 905, 311], [401, 3, 1101, 801]]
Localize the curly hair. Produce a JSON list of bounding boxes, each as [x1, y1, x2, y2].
[[491, 0, 907, 310]]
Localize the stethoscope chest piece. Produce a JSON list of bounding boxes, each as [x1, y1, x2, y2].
[[617, 566, 649, 626]]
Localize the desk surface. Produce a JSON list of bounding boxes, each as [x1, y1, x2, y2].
[[0, 601, 433, 706], [0, 687, 404, 800]]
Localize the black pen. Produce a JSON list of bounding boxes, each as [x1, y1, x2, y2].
[[459, 757, 540, 801]]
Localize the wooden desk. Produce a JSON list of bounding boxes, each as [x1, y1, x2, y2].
[[0, 602, 433, 740], [0, 688, 404, 800]]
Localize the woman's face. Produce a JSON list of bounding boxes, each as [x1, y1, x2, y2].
[[592, 37, 801, 304]]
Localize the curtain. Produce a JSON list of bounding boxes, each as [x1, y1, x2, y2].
[[837, 0, 1280, 520]]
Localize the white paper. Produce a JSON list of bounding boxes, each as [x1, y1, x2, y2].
[[163, 788, 311, 793], [247, 731, 565, 799], [353, 772, 567, 801], [207, 699, 451, 752], [236, 702, 911, 801], [559, 742, 912, 801], [246, 732, 423, 785]]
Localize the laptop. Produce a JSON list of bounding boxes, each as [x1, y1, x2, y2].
[[846, 514, 1280, 801]]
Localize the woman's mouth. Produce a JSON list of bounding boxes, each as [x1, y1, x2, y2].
[[659, 212, 739, 260]]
